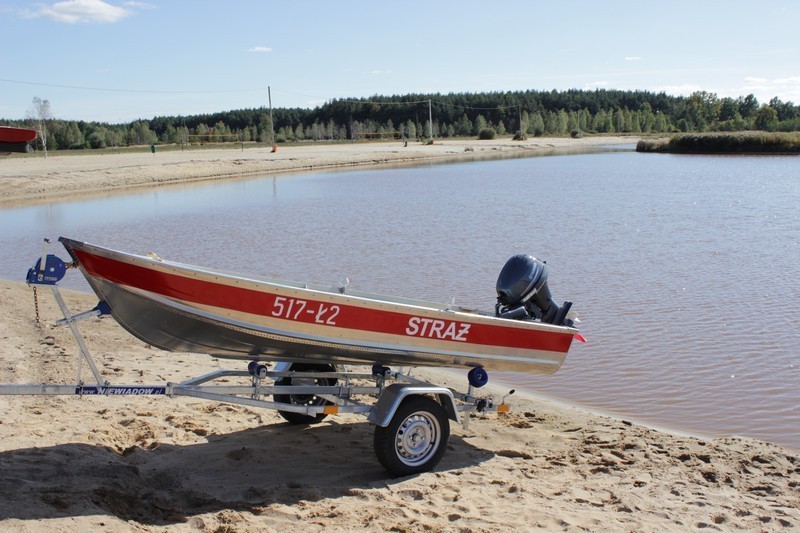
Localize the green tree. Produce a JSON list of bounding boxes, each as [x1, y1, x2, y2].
[[738, 94, 759, 118], [614, 108, 626, 132], [258, 113, 273, 143], [63, 122, 85, 148], [163, 124, 178, 143], [566, 111, 578, 133], [423, 119, 434, 139], [654, 111, 668, 132], [719, 97, 739, 121], [326, 118, 337, 139], [455, 114, 471, 136], [105, 128, 122, 147], [686, 91, 721, 126], [520, 110, 530, 134], [578, 108, 590, 131], [529, 112, 544, 136], [604, 109, 615, 133], [769, 97, 797, 121], [754, 105, 778, 131], [592, 109, 605, 132], [473, 114, 488, 136], [638, 103, 655, 132], [630, 112, 642, 133], [405, 119, 417, 139], [86, 126, 108, 148], [128, 121, 157, 145], [87, 129, 106, 149], [195, 123, 210, 142], [212, 121, 232, 140]]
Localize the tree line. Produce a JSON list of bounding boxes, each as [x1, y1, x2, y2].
[[4, 89, 799, 151]]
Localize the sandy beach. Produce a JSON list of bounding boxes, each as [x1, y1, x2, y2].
[[0, 136, 631, 207], [1, 138, 799, 531]]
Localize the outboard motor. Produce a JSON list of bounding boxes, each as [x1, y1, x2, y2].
[[495, 254, 573, 326]]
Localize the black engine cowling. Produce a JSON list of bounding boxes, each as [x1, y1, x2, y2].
[[495, 254, 573, 326]]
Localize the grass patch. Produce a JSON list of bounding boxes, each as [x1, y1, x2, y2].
[[637, 132, 800, 154]]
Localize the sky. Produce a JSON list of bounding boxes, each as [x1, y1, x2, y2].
[[1, 0, 798, 123]]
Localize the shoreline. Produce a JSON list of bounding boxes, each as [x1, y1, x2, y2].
[[0, 136, 636, 208]]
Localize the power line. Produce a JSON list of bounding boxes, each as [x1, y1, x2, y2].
[[434, 101, 522, 111], [0, 77, 270, 95], [2, 77, 522, 112], [322, 97, 432, 106]]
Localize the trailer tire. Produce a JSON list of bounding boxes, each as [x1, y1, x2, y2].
[[274, 363, 336, 425], [373, 396, 450, 476]]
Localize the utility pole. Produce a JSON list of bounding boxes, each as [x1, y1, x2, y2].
[[268, 86, 276, 152], [428, 99, 433, 144]]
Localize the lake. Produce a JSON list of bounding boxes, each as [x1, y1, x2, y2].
[[1, 147, 798, 449]]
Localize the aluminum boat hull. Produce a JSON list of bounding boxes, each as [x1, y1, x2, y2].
[[60, 237, 579, 374]]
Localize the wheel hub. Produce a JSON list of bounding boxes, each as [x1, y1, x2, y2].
[[396, 413, 438, 465]]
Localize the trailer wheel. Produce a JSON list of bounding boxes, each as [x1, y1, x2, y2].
[[274, 363, 336, 425], [373, 396, 450, 476]]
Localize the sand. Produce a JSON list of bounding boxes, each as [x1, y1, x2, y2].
[[1, 136, 631, 207], [1, 138, 799, 531]]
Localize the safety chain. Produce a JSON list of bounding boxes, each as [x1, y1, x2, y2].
[[32, 285, 41, 325]]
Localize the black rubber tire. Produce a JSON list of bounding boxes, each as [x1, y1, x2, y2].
[[373, 396, 450, 477], [274, 363, 337, 425]]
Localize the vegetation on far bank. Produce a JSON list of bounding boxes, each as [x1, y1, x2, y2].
[[636, 132, 800, 153], [3, 89, 799, 153]]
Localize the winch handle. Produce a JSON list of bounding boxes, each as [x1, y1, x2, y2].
[[40, 238, 51, 273]]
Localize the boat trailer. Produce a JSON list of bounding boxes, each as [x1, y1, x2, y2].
[[0, 243, 515, 477]]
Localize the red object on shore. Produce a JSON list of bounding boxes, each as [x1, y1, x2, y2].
[[0, 126, 37, 143]]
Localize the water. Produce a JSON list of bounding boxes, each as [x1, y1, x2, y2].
[[1, 149, 798, 449]]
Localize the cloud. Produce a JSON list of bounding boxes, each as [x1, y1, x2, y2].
[[28, 0, 131, 23], [585, 81, 609, 89], [773, 76, 800, 85], [123, 1, 155, 7], [247, 46, 273, 53], [741, 75, 800, 103], [624, 56, 642, 61]]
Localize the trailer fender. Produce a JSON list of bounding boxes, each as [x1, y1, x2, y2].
[[368, 383, 460, 427]]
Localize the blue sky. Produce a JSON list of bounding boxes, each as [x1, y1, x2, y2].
[[1, 0, 798, 123]]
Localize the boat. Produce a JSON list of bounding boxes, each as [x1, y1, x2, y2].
[[58, 237, 583, 374], [0, 125, 37, 153]]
